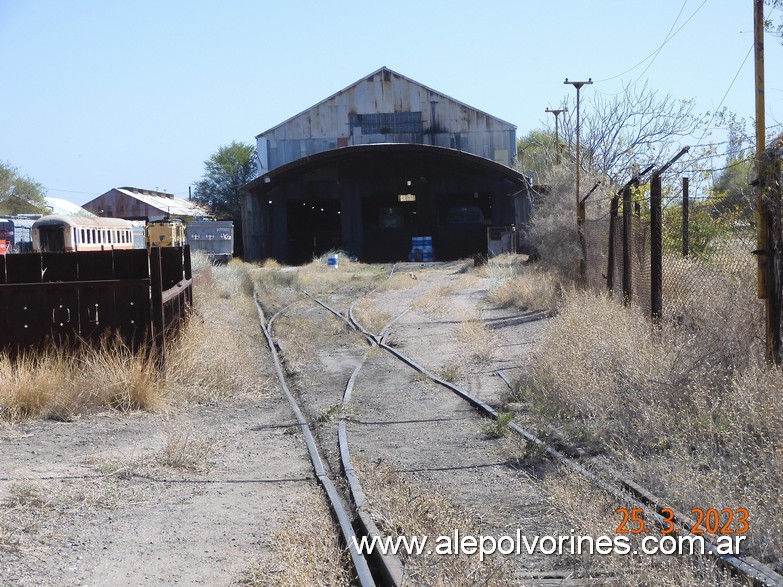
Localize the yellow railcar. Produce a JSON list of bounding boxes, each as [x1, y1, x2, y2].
[[145, 218, 186, 248]]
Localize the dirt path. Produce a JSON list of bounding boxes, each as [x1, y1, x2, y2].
[[1, 260, 565, 586], [0, 374, 321, 586]]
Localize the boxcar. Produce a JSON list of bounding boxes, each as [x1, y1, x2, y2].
[[0, 216, 38, 253], [186, 220, 234, 263], [0, 218, 11, 254]]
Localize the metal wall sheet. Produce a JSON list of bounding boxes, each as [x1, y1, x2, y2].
[[258, 68, 516, 170]]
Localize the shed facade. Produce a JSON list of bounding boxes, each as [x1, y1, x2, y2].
[[256, 67, 517, 173], [244, 68, 531, 264]]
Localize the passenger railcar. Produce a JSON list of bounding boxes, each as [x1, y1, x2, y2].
[[32, 215, 134, 253], [146, 218, 186, 248]]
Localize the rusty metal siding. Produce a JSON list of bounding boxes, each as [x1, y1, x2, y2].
[[0, 247, 192, 360], [258, 68, 516, 171]]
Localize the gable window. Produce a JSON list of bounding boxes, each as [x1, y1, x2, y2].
[[351, 112, 423, 134]]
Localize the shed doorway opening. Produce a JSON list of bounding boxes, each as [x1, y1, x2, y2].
[[287, 199, 341, 264]]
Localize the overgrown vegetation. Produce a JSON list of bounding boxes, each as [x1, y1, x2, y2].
[[490, 131, 782, 572], [481, 411, 513, 439], [519, 288, 781, 565], [0, 255, 272, 422]]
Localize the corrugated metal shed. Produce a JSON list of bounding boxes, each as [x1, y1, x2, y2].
[[83, 187, 211, 221], [256, 67, 517, 172]]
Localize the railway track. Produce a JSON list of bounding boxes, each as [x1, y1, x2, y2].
[[253, 265, 783, 586]]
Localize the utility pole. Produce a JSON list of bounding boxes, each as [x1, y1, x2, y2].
[[545, 107, 568, 164], [565, 78, 592, 280], [754, 0, 780, 364], [564, 79, 593, 225]]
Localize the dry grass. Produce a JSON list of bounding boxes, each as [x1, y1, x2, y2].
[[0, 480, 53, 553], [376, 269, 419, 291], [456, 313, 498, 364], [484, 255, 567, 313], [0, 336, 162, 422], [272, 310, 344, 376], [412, 285, 453, 314], [155, 418, 218, 472], [296, 250, 387, 296], [351, 297, 392, 335], [521, 286, 782, 568], [0, 259, 273, 422], [542, 468, 744, 585], [244, 491, 349, 586], [165, 261, 274, 403], [354, 459, 513, 585]]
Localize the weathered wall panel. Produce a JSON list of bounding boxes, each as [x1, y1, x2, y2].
[[256, 67, 516, 172]]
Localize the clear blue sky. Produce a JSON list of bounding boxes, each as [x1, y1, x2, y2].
[[1, 0, 781, 205]]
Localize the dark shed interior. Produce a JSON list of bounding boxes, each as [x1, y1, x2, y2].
[[242, 144, 531, 264]]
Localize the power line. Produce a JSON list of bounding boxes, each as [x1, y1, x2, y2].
[[685, 41, 754, 171], [595, 0, 708, 87]]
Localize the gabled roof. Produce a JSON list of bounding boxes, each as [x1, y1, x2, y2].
[[92, 187, 211, 217], [256, 66, 516, 138]]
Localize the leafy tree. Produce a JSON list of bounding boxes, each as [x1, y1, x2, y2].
[[0, 162, 48, 215], [765, 0, 783, 41], [516, 130, 558, 185], [192, 141, 257, 220], [662, 200, 738, 259], [710, 156, 755, 220]]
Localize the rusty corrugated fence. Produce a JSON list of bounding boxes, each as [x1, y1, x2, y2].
[[0, 246, 192, 360]]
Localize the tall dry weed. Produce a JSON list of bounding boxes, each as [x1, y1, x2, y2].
[[456, 313, 497, 364], [0, 336, 161, 422], [526, 164, 606, 279], [523, 287, 782, 566], [165, 261, 273, 402], [484, 255, 565, 313], [0, 260, 272, 421]]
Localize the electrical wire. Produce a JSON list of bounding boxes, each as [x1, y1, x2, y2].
[[595, 0, 708, 96], [682, 41, 754, 173]]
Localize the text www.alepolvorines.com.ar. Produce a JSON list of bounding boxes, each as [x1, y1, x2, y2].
[[352, 529, 747, 562]]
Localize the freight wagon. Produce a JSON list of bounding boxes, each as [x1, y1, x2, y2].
[[0, 215, 39, 253], [186, 220, 233, 263]]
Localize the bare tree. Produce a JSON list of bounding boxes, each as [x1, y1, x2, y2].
[[555, 81, 700, 181]]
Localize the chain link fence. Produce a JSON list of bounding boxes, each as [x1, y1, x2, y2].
[[583, 171, 765, 338]]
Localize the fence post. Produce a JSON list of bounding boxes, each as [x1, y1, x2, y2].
[[149, 246, 165, 364], [650, 173, 663, 322], [760, 148, 782, 364], [682, 177, 689, 257], [607, 195, 620, 294], [622, 185, 632, 305]]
